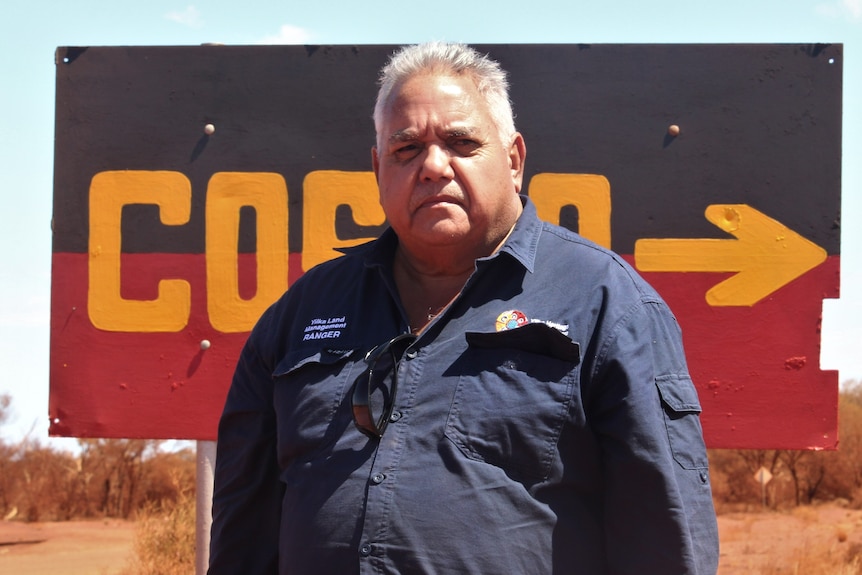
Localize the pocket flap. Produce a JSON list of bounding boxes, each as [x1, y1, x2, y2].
[[466, 322, 580, 363], [655, 374, 702, 414], [274, 347, 358, 378]]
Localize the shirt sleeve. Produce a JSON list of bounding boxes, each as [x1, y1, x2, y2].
[[208, 325, 285, 575], [588, 298, 719, 575]]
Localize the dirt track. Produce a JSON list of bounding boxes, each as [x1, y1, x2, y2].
[[0, 519, 134, 575]]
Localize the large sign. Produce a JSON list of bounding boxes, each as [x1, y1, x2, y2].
[[50, 44, 841, 448]]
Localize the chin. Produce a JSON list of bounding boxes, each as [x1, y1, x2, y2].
[[422, 230, 467, 246]]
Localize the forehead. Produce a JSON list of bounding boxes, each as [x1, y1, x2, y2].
[[379, 73, 493, 135]]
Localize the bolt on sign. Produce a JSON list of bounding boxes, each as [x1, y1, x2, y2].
[[50, 44, 841, 448]]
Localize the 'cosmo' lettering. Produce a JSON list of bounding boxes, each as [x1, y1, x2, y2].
[[87, 170, 612, 333]]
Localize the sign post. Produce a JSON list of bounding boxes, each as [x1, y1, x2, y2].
[[754, 466, 774, 508], [195, 441, 216, 575]]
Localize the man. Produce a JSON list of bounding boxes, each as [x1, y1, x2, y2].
[[209, 42, 719, 574]]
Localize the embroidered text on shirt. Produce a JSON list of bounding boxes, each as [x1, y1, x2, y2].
[[303, 316, 347, 341]]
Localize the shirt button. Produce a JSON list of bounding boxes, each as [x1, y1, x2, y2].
[[371, 472, 386, 484], [389, 411, 402, 422], [405, 350, 418, 359], [359, 543, 373, 556]]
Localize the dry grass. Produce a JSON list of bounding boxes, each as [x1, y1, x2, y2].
[[718, 503, 862, 575], [759, 544, 862, 575], [118, 493, 195, 575]]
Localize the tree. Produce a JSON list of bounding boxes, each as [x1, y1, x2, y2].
[[79, 439, 157, 518]]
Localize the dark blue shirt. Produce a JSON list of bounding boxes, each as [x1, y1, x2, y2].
[[209, 198, 719, 574]]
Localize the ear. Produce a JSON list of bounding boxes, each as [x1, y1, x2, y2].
[[508, 133, 527, 193], [371, 146, 380, 181]]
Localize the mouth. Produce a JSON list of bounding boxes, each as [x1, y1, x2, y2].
[[420, 198, 458, 209], [415, 192, 463, 210]]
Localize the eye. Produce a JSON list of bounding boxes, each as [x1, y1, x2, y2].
[[392, 143, 421, 161], [449, 138, 481, 155]]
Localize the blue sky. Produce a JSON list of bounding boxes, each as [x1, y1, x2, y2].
[[1, 0, 860, 448]]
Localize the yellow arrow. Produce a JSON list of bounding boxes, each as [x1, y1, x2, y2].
[[633, 204, 827, 306]]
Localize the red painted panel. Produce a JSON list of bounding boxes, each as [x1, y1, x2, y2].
[[632, 255, 840, 450], [49, 252, 304, 440], [50, 251, 839, 446]]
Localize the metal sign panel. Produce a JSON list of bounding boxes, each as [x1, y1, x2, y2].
[[50, 44, 841, 448]]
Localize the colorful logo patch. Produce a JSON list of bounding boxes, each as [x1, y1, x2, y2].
[[495, 310, 528, 332]]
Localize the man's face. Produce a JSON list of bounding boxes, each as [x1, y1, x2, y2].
[[372, 73, 525, 255]]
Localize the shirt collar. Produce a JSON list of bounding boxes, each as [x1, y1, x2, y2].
[[337, 227, 399, 270], [338, 195, 542, 274], [493, 195, 541, 274]]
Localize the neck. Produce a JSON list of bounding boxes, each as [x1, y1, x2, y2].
[[393, 247, 473, 334], [391, 218, 520, 333]]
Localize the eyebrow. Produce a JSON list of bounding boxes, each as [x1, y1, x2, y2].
[[387, 126, 478, 145], [387, 130, 418, 145]]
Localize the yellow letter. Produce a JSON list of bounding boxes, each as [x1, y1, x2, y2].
[[88, 171, 191, 332], [529, 173, 612, 249], [302, 171, 385, 271], [207, 172, 289, 333]]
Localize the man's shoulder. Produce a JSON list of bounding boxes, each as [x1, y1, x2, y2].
[[536, 220, 625, 267], [535, 220, 663, 303], [245, 243, 379, 354]]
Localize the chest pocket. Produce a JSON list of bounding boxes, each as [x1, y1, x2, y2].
[[272, 347, 360, 463], [444, 323, 580, 484]]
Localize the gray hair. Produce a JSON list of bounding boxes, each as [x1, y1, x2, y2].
[[373, 42, 516, 144]]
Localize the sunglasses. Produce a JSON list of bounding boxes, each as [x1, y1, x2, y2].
[[351, 333, 417, 438]]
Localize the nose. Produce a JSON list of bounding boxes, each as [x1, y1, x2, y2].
[[419, 144, 454, 182]]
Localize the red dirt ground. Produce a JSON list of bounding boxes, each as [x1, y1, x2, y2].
[[1, 504, 862, 574], [0, 519, 135, 575]]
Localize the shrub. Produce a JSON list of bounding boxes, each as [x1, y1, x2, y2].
[[120, 490, 196, 575]]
